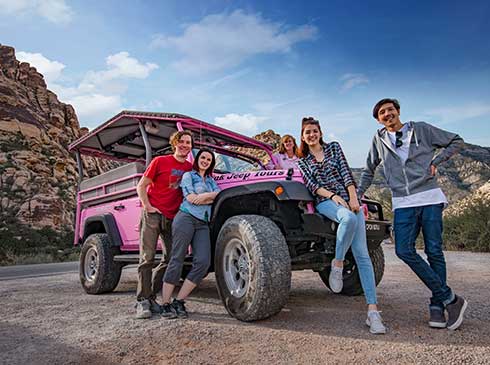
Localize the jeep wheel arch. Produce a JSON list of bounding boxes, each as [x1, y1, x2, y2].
[[82, 214, 122, 247]]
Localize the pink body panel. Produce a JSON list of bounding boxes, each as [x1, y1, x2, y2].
[[76, 168, 310, 251]]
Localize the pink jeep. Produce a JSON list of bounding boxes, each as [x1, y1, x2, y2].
[[69, 111, 390, 321]]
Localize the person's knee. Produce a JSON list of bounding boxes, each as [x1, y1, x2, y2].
[[395, 245, 415, 261], [340, 210, 357, 228], [194, 255, 211, 274]]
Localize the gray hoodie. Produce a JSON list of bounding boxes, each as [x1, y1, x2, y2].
[[358, 121, 464, 198]]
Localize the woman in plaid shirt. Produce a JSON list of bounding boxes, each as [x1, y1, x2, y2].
[[298, 117, 386, 334]]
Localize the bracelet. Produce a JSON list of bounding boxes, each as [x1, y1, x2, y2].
[[328, 193, 336, 200]]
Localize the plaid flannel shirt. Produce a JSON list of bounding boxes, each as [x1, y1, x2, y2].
[[298, 142, 356, 204]]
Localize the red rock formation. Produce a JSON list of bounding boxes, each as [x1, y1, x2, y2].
[[0, 44, 110, 230]]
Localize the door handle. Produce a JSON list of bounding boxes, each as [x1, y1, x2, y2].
[[114, 204, 125, 211]]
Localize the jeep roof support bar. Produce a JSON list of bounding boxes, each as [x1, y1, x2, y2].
[[138, 120, 152, 167], [75, 150, 83, 189]]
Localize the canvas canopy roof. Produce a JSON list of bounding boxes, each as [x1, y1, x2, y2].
[[68, 111, 273, 163]]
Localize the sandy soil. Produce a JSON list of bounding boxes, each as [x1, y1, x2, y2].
[[1, 245, 489, 365]]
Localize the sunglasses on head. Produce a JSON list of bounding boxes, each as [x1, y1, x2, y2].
[[395, 131, 403, 148], [302, 117, 319, 125]]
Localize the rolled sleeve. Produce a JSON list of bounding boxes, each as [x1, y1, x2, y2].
[[180, 172, 195, 197]]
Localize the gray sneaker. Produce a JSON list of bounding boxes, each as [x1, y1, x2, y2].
[[135, 299, 152, 319], [429, 307, 447, 328], [149, 299, 162, 314], [329, 259, 343, 293], [366, 311, 387, 334], [161, 302, 178, 319], [446, 295, 468, 331]]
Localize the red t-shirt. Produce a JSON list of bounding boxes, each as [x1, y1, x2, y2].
[[143, 155, 192, 219]]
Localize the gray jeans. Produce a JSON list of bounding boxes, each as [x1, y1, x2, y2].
[[136, 211, 172, 301], [163, 210, 211, 286]]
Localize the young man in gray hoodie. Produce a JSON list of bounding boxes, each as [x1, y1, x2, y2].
[[358, 98, 468, 330]]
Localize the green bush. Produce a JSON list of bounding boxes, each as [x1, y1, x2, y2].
[[0, 216, 77, 265], [443, 197, 490, 252]]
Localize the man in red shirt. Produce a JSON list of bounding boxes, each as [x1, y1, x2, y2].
[[135, 130, 193, 319]]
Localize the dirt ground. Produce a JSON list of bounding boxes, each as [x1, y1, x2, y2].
[[1, 245, 489, 365]]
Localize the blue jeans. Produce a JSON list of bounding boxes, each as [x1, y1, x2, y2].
[[393, 204, 454, 309], [317, 199, 377, 305]]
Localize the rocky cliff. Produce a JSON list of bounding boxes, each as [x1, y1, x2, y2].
[[0, 44, 111, 231]]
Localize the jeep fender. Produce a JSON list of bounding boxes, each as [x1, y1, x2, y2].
[[82, 214, 122, 247], [211, 180, 314, 222]]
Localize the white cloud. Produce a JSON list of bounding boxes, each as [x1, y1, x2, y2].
[[0, 0, 73, 24], [340, 73, 369, 93], [17, 50, 158, 124], [214, 113, 267, 135], [84, 52, 158, 85], [152, 10, 317, 74], [422, 104, 490, 125], [66, 94, 122, 121], [16, 51, 66, 84]]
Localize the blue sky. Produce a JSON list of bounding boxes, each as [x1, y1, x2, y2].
[[1, 0, 489, 166]]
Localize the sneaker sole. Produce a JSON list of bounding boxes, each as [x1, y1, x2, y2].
[[135, 312, 152, 319], [365, 319, 387, 334], [429, 321, 447, 328], [161, 314, 178, 319], [447, 299, 468, 331]]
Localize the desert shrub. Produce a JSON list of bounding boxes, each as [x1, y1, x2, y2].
[[0, 216, 76, 265], [443, 197, 490, 252]]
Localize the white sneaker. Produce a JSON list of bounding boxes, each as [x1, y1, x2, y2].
[[135, 299, 152, 319], [366, 311, 387, 334], [329, 259, 343, 293]]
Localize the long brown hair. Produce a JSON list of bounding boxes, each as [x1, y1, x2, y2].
[[298, 117, 325, 158], [278, 134, 299, 156], [192, 148, 216, 176]]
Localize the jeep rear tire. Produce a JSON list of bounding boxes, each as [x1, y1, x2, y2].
[[215, 215, 291, 321], [79, 233, 122, 294], [318, 245, 385, 296]]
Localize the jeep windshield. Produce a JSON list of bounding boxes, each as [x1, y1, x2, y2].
[[194, 148, 262, 173]]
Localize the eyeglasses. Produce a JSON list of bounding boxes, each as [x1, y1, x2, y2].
[[395, 131, 403, 148], [302, 117, 319, 125]]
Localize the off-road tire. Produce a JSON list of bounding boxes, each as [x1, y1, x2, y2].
[[215, 215, 291, 321], [319, 244, 385, 296], [79, 233, 122, 294]]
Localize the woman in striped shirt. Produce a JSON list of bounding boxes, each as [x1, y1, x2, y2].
[[297, 117, 386, 334]]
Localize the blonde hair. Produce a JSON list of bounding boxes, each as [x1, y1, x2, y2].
[[278, 134, 299, 156]]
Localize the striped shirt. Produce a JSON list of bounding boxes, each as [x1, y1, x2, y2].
[[298, 142, 356, 204]]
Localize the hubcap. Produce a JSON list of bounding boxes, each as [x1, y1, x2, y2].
[[223, 238, 250, 298], [83, 247, 98, 282]]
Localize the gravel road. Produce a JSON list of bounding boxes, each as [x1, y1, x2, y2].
[[1, 245, 489, 365]]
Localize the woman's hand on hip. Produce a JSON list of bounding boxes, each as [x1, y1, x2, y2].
[[332, 195, 349, 209], [349, 199, 361, 213]]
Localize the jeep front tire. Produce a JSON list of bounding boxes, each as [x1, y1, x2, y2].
[[318, 245, 385, 296], [79, 233, 122, 294], [215, 215, 291, 321]]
